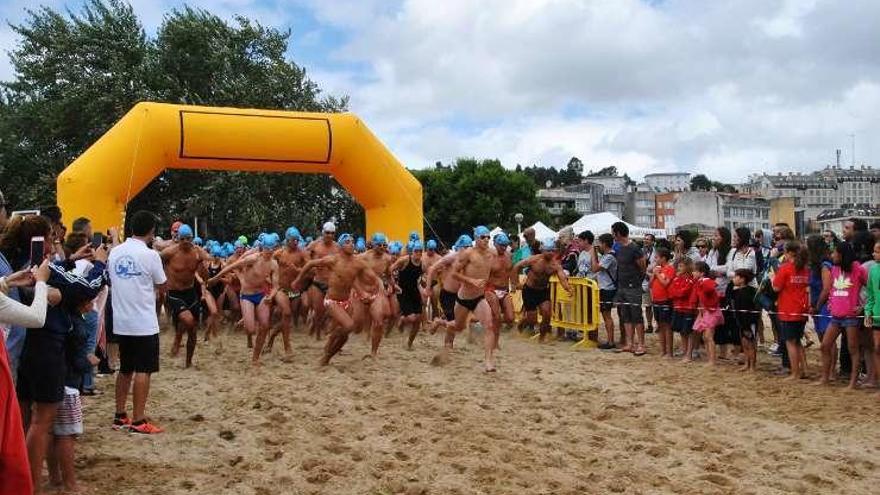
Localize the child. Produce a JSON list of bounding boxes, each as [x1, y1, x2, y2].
[[862, 240, 880, 390], [668, 257, 696, 362], [592, 233, 618, 350], [692, 261, 723, 365], [772, 241, 810, 381], [650, 247, 675, 357], [818, 239, 866, 388], [727, 269, 758, 371]]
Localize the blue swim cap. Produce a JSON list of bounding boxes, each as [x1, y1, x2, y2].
[[372, 232, 387, 245], [261, 233, 280, 249], [409, 230, 420, 241], [493, 233, 510, 246], [426, 239, 438, 251], [455, 235, 473, 250], [193, 236, 203, 246], [355, 237, 366, 252], [411, 240, 424, 251], [177, 224, 194, 239], [389, 242, 402, 255], [474, 225, 490, 238], [305, 236, 313, 244], [541, 237, 556, 252], [285, 226, 302, 241], [338, 233, 353, 245], [211, 246, 224, 257]]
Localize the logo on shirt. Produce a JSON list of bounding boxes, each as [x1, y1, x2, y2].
[[113, 255, 143, 279]]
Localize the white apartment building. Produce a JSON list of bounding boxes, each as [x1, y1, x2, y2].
[[644, 172, 691, 192], [743, 165, 880, 220]]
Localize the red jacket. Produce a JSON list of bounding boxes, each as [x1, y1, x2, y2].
[[695, 277, 720, 311], [668, 274, 696, 313]]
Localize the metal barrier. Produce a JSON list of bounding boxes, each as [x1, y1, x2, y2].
[[522, 276, 600, 349]]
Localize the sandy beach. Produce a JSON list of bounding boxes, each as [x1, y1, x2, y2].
[[75, 324, 880, 495]]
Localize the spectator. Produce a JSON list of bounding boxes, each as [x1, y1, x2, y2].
[[0, 259, 50, 495], [71, 217, 93, 238], [575, 231, 594, 278], [611, 221, 647, 355], [16, 216, 107, 491], [642, 233, 656, 334], [591, 233, 618, 349], [513, 227, 534, 268], [40, 205, 66, 261], [0, 214, 54, 381], [109, 210, 167, 434], [63, 232, 102, 396]]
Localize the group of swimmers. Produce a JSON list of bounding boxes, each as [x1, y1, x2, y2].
[[154, 221, 572, 372]]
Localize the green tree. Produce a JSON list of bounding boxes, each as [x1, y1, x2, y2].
[[413, 158, 549, 245], [0, 0, 359, 238], [554, 206, 582, 229], [690, 174, 712, 191]]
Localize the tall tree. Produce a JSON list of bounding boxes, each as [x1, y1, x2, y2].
[[690, 174, 713, 191], [0, 0, 359, 238], [413, 159, 549, 245]]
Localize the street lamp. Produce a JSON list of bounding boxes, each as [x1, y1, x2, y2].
[[514, 213, 524, 236]]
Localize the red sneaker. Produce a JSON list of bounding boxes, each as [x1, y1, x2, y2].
[[129, 421, 164, 434], [112, 416, 132, 431]]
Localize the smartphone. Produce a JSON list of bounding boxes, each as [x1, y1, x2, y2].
[[91, 232, 104, 249], [29, 236, 45, 267]]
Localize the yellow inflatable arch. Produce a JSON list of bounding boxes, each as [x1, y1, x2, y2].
[[56, 102, 423, 241]]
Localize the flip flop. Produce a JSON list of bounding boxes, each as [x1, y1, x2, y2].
[[634, 349, 646, 356]]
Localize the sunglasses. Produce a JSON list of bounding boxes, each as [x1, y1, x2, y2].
[[479, 235, 490, 240]]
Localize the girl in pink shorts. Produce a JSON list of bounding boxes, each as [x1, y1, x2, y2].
[[693, 261, 724, 365]]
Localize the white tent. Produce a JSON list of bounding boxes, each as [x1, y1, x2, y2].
[[527, 221, 558, 241], [569, 212, 666, 239]]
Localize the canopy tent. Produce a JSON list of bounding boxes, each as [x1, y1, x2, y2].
[[526, 221, 558, 241], [569, 212, 666, 239]]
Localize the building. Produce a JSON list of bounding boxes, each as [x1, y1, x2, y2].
[[817, 206, 880, 236], [655, 192, 679, 232], [582, 174, 627, 219], [743, 165, 880, 221], [537, 182, 605, 217], [625, 184, 657, 228], [644, 172, 691, 192], [656, 191, 770, 235]]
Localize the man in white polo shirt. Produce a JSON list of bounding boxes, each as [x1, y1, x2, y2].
[[108, 211, 167, 434]]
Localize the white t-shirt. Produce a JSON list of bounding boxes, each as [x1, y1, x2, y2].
[[108, 238, 166, 336]]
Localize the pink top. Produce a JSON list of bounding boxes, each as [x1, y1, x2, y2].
[[829, 262, 867, 318]]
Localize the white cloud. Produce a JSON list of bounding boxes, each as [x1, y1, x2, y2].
[[304, 0, 880, 182]]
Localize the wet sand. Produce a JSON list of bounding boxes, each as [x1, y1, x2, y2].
[[76, 324, 880, 494]]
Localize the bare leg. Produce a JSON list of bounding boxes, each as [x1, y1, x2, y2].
[[369, 297, 388, 357], [320, 303, 355, 365], [56, 435, 78, 492], [115, 372, 132, 417], [474, 300, 497, 370], [132, 372, 151, 422], [844, 325, 861, 389], [817, 324, 841, 384], [601, 310, 615, 345], [538, 302, 552, 342], [26, 401, 59, 492], [251, 300, 273, 366]]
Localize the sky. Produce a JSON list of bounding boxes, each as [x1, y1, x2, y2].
[[1, 0, 878, 183]]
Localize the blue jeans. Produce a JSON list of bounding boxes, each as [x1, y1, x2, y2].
[[5, 326, 26, 383], [72, 310, 99, 391]]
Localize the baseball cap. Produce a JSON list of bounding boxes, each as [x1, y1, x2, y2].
[[323, 221, 336, 233]]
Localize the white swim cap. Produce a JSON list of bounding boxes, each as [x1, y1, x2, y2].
[[322, 221, 336, 233]]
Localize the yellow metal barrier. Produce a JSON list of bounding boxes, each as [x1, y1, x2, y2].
[[522, 276, 601, 349]]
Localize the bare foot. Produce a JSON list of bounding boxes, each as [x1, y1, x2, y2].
[[280, 353, 294, 363], [813, 379, 830, 386], [738, 365, 749, 372], [782, 375, 798, 382], [681, 357, 693, 364]]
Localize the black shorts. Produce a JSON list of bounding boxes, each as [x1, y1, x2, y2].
[[672, 311, 695, 336], [522, 285, 550, 311], [16, 333, 65, 403], [118, 334, 160, 374], [599, 289, 617, 312], [652, 300, 673, 323], [615, 288, 644, 325], [440, 289, 457, 321], [779, 320, 806, 342], [398, 290, 423, 316], [104, 294, 118, 344], [167, 286, 202, 325]]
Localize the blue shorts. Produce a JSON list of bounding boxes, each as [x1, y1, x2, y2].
[[652, 300, 672, 324], [830, 317, 861, 328], [779, 320, 806, 342]]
